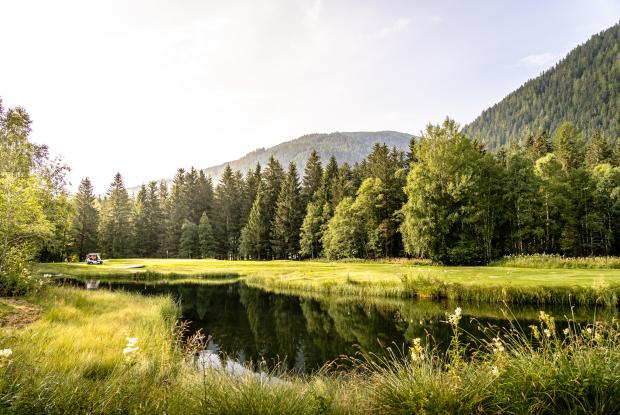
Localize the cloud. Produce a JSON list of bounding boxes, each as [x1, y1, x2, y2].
[[430, 14, 444, 23], [370, 17, 411, 39], [303, 0, 322, 27], [519, 52, 560, 67]]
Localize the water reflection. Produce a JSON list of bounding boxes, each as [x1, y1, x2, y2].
[[82, 281, 616, 374]]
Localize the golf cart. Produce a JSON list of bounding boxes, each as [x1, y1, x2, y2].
[[86, 253, 104, 265]]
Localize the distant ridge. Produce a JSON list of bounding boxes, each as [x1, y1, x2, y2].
[[202, 130, 412, 180], [128, 130, 412, 192], [464, 22, 620, 148]]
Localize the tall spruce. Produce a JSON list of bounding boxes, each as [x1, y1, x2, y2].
[[99, 173, 132, 258], [214, 165, 242, 259], [261, 156, 285, 258], [272, 162, 303, 259], [301, 150, 323, 207], [71, 177, 99, 260], [240, 188, 266, 259], [198, 212, 215, 258], [585, 130, 614, 168]]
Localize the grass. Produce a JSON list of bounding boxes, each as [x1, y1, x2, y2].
[[492, 254, 620, 269], [2, 286, 620, 414], [38, 258, 620, 306]]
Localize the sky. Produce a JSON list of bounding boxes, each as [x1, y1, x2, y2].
[[1, 0, 619, 193]]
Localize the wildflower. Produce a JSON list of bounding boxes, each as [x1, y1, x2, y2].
[[563, 328, 570, 336], [448, 307, 462, 326], [491, 365, 499, 375], [123, 337, 139, 360], [530, 325, 540, 340], [586, 327, 592, 335], [492, 337, 504, 354], [0, 349, 12, 358], [544, 329, 551, 338], [594, 333, 603, 343], [410, 337, 425, 362]]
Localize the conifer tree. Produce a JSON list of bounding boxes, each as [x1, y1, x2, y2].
[[214, 165, 242, 259], [262, 156, 285, 258], [554, 122, 585, 170], [71, 177, 99, 260], [585, 130, 614, 168], [198, 212, 215, 258], [99, 173, 132, 258], [132, 185, 150, 257], [272, 162, 303, 259], [299, 201, 323, 258], [301, 150, 323, 207], [240, 189, 266, 259], [179, 219, 199, 258]]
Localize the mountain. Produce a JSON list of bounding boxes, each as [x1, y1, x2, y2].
[[201, 130, 412, 179], [464, 22, 620, 149], [127, 131, 412, 193]]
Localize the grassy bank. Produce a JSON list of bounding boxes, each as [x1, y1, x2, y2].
[[39, 258, 620, 306], [2, 287, 620, 413], [493, 254, 620, 269]]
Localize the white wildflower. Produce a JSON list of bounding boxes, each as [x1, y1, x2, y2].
[[491, 365, 499, 376], [0, 349, 12, 358], [544, 329, 551, 338], [448, 307, 462, 325], [492, 337, 504, 354], [563, 328, 569, 336]]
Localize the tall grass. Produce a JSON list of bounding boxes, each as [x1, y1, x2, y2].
[[2, 287, 620, 413], [493, 254, 620, 269]]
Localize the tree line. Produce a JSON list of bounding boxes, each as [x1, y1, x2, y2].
[[73, 141, 409, 261], [72, 118, 620, 264], [4, 91, 620, 281]]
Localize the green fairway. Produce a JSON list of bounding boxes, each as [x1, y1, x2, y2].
[[38, 259, 620, 305]]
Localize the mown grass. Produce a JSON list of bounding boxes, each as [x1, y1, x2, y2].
[[38, 258, 620, 306], [2, 287, 620, 414]]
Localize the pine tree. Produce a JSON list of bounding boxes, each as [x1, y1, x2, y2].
[[99, 173, 132, 258], [213, 165, 242, 259], [240, 163, 261, 229], [71, 177, 99, 260], [585, 130, 614, 168], [301, 150, 323, 207], [525, 130, 553, 161], [240, 189, 266, 259], [554, 122, 585, 170], [165, 169, 189, 257], [198, 212, 215, 258], [157, 180, 170, 257], [272, 162, 303, 259], [179, 220, 199, 258], [262, 156, 285, 258], [299, 201, 324, 258], [132, 185, 150, 257]]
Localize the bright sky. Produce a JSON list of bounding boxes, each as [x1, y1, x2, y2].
[[1, 1, 619, 193]]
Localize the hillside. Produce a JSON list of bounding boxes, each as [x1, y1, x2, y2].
[[201, 130, 412, 179], [464, 22, 620, 149]]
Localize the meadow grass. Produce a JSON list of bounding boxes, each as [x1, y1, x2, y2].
[[492, 254, 620, 269], [37, 258, 620, 305], [2, 287, 620, 414]]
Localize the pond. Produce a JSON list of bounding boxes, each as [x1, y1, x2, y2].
[[65, 279, 617, 374]]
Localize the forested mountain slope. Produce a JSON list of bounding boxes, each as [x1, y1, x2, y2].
[[202, 131, 412, 178], [464, 22, 620, 149]]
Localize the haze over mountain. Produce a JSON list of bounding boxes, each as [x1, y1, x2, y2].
[[464, 22, 620, 149], [126, 131, 412, 192], [202, 131, 412, 179]]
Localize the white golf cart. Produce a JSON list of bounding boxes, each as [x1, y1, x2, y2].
[[86, 253, 104, 265]]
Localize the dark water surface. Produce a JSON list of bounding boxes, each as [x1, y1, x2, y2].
[[66, 279, 617, 374]]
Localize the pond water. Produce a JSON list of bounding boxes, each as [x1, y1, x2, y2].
[[66, 279, 617, 374]]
